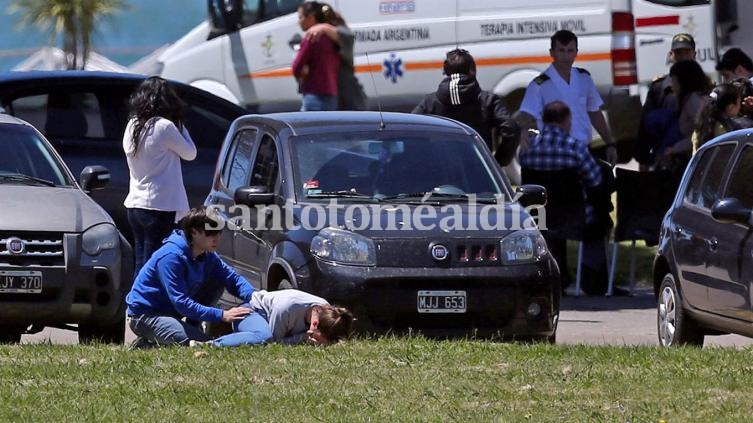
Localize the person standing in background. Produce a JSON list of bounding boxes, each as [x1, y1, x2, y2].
[[123, 76, 196, 276], [292, 1, 341, 111], [305, 3, 367, 111], [517, 30, 618, 166], [411, 48, 520, 167], [634, 33, 698, 171]]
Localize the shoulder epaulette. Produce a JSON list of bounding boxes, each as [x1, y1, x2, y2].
[[533, 73, 550, 85], [652, 74, 667, 83], [575, 67, 591, 75]]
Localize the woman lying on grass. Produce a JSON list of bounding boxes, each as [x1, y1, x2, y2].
[[193, 289, 355, 347]]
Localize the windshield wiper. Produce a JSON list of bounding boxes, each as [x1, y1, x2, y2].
[[306, 190, 376, 200], [379, 192, 497, 204], [0, 173, 56, 187]]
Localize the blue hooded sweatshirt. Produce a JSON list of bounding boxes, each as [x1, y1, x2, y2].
[[126, 230, 255, 322]]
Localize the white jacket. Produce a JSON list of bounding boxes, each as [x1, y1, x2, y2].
[[123, 117, 196, 220]]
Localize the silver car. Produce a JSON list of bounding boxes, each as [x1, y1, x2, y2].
[[0, 114, 132, 343]]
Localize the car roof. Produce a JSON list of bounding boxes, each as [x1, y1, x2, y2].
[[699, 127, 753, 151], [236, 111, 476, 136]]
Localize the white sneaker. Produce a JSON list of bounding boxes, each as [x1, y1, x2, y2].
[[189, 340, 211, 348], [564, 286, 586, 296]]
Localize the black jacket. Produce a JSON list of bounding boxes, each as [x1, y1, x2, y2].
[[412, 74, 520, 166]]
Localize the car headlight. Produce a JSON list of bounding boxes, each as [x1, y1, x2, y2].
[[310, 227, 376, 266], [500, 230, 547, 264], [82, 223, 120, 256]]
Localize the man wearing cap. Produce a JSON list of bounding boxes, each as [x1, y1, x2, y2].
[[517, 30, 618, 166], [716, 48, 753, 117], [634, 33, 697, 171]]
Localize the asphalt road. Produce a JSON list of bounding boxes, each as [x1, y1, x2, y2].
[[20, 287, 753, 347]]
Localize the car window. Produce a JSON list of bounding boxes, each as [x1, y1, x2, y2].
[[684, 144, 735, 209], [249, 135, 279, 193], [10, 92, 107, 139], [224, 129, 258, 193], [0, 123, 71, 186], [725, 145, 753, 208]]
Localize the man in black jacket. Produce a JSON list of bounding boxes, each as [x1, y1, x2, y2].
[[412, 48, 520, 166]]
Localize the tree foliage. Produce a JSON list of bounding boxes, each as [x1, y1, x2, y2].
[[8, 0, 129, 69]]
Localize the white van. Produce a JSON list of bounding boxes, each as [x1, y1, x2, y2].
[[155, 0, 717, 143]]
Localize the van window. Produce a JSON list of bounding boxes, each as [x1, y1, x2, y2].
[[642, 0, 710, 6], [239, 0, 301, 27]]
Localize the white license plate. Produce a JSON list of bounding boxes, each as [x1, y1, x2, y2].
[[0, 270, 43, 293], [417, 290, 466, 313]]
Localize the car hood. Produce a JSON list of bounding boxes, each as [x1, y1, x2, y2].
[[1, 186, 112, 232], [295, 201, 536, 238]]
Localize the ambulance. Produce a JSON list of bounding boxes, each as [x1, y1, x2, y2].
[[154, 0, 718, 143]]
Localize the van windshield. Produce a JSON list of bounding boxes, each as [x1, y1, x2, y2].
[[290, 132, 507, 202]]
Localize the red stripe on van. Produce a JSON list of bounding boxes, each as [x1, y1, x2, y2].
[[635, 15, 679, 27]]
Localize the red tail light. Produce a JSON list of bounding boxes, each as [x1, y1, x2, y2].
[[612, 12, 638, 85]]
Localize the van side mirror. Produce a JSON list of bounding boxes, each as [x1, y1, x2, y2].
[[234, 186, 275, 206], [711, 197, 753, 226], [80, 165, 110, 192], [515, 184, 547, 208]]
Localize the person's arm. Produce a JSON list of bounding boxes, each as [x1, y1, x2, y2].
[[411, 95, 430, 114], [208, 254, 256, 302], [159, 119, 197, 161], [291, 37, 313, 78], [488, 94, 520, 166], [588, 110, 617, 165], [156, 254, 224, 322], [517, 82, 543, 133], [577, 142, 603, 188]]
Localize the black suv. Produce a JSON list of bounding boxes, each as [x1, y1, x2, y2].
[[656, 129, 753, 346], [206, 111, 559, 340]]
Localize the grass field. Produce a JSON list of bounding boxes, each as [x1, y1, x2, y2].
[[2, 338, 752, 421]]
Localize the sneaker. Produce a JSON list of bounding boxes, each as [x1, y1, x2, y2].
[[128, 337, 156, 350]]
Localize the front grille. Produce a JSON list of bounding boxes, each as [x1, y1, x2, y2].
[[377, 239, 501, 267], [0, 232, 65, 266]]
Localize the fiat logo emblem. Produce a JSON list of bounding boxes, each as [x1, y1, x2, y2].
[[6, 237, 25, 255], [430, 244, 449, 261]]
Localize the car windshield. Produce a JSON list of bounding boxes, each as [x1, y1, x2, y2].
[[290, 131, 507, 202], [0, 123, 71, 187]]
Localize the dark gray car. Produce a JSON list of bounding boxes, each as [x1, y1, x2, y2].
[[655, 129, 753, 346], [0, 114, 132, 343]]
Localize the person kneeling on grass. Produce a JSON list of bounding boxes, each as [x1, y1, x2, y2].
[[193, 289, 355, 347], [126, 206, 256, 348]]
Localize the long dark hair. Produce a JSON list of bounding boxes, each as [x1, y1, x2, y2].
[[127, 76, 186, 154], [669, 60, 712, 108], [299, 1, 338, 24], [695, 83, 740, 146]]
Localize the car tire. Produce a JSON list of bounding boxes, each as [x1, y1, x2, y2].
[[79, 316, 126, 345], [657, 273, 704, 347]]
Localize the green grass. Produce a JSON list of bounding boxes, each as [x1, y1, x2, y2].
[[1, 339, 752, 421]]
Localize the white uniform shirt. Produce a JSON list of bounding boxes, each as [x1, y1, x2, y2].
[[519, 64, 604, 144], [123, 117, 196, 221]]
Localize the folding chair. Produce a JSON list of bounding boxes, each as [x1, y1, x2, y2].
[[608, 168, 677, 295], [521, 167, 587, 296]]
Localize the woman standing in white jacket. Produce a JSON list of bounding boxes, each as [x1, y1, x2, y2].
[[123, 76, 196, 276]]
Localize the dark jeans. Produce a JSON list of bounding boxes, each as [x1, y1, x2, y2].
[[127, 208, 176, 277]]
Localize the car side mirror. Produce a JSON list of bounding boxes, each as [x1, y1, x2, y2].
[[711, 197, 753, 226], [234, 186, 275, 206], [80, 165, 110, 192], [515, 184, 547, 208]]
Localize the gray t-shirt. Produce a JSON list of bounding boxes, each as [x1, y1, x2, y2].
[[249, 290, 328, 345]]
